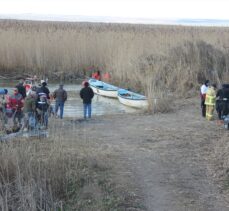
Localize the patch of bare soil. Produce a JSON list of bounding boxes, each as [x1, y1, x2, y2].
[[52, 97, 229, 211]]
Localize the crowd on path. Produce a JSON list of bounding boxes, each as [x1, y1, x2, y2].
[[200, 80, 229, 123], [0, 76, 97, 134], [0, 78, 69, 134], [0, 70, 113, 135]]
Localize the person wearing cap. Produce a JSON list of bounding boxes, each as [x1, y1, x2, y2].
[[36, 93, 49, 129], [200, 80, 210, 117], [80, 82, 94, 119], [36, 80, 50, 100], [53, 84, 67, 119], [8, 87, 24, 127], [23, 91, 37, 130]]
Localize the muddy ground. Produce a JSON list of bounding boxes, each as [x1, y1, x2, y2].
[[50, 97, 229, 211]]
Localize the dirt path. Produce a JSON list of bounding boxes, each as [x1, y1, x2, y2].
[[57, 98, 229, 210]]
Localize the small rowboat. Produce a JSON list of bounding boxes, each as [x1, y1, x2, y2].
[[117, 89, 148, 109], [88, 78, 119, 98]]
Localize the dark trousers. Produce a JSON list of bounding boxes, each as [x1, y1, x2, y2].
[[201, 99, 206, 117], [216, 100, 229, 120]]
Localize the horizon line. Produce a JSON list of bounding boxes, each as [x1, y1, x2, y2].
[[1, 13, 229, 27]]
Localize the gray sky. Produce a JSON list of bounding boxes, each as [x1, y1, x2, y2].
[[0, 0, 228, 20]]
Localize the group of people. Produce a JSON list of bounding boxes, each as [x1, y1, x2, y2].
[[200, 80, 229, 121], [0, 77, 96, 133], [0, 79, 68, 133], [91, 70, 111, 82]]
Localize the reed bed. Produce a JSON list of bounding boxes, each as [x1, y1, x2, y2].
[[0, 19, 229, 99]]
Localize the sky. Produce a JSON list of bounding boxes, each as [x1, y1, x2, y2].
[[0, 0, 229, 24]]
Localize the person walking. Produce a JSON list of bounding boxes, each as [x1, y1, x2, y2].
[[200, 80, 210, 117], [53, 84, 68, 119], [205, 84, 216, 120], [80, 82, 94, 119]]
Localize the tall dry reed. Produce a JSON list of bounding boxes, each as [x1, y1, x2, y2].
[[0, 20, 229, 100]]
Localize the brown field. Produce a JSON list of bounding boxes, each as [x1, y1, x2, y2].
[[1, 98, 229, 210]]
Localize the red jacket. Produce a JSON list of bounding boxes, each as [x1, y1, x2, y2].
[[92, 72, 101, 80], [8, 93, 24, 111]]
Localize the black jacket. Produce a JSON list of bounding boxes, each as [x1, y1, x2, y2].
[[36, 100, 49, 112], [217, 88, 229, 99], [37, 86, 50, 99], [16, 84, 26, 98], [80, 87, 94, 104]]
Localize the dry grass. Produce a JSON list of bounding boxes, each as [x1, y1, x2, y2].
[[1, 19, 229, 208], [0, 20, 229, 101], [0, 131, 142, 211]]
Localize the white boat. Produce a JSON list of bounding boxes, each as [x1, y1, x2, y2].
[[117, 89, 149, 109], [88, 78, 119, 98]]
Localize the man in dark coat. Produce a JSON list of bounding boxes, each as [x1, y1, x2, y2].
[[80, 82, 94, 119], [216, 84, 229, 119], [36, 80, 50, 100], [16, 79, 26, 99], [53, 84, 67, 119]]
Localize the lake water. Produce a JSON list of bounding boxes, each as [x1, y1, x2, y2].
[[0, 80, 137, 118]]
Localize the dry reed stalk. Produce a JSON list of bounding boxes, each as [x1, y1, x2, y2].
[[0, 20, 228, 99]]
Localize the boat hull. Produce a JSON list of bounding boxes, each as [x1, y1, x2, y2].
[[117, 89, 148, 109], [88, 79, 118, 98], [118, 95, 148, 108], [90, 86, 118, 98]]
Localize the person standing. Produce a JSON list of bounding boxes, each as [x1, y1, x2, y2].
[[53, 84, 68, 119], [36, 94, 49, 129], [8, 87, 24, 127], [80, 82, 94, 119], [36, 80, 50, 100], [205, 84, 216, 120], [216, 84, 229, 120], [16, 79, 26, 99], [200, 80, 210, 117], [23, 91, 37, 130], [92, 71, 101, 80]]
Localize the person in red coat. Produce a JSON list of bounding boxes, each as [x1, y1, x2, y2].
[[92, 71, 101, 80], [8, 87, 24, 126]]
